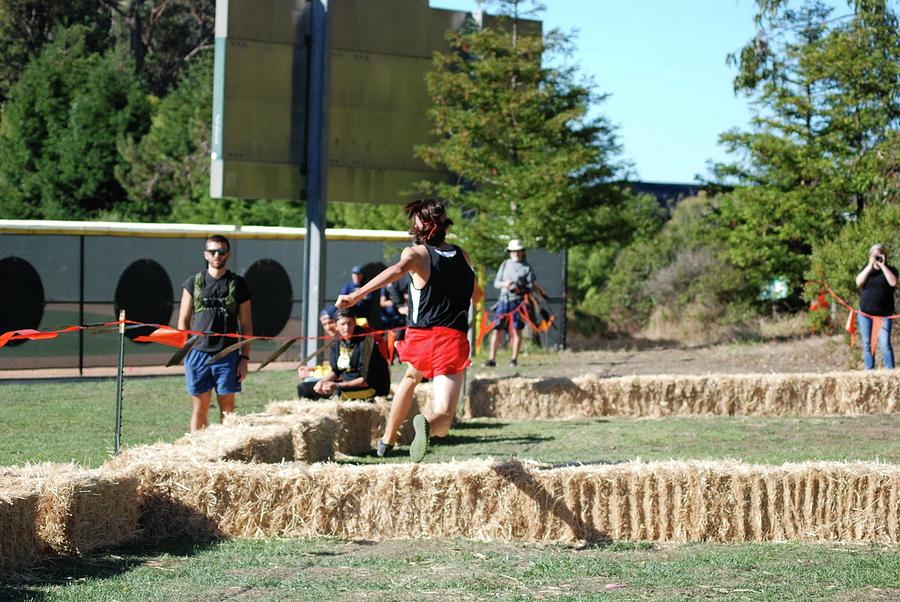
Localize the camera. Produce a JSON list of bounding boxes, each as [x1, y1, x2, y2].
[[877, 255, 885, 264], [511, 275, 531, 294]]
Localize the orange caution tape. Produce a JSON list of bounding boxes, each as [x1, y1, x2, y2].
[[133, 327, 189, 349]]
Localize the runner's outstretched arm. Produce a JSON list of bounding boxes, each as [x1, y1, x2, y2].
[[337, 247, 422, 309]]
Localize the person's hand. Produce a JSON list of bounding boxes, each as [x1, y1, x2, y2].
[[336, 293, 357, 309], [503, 280, 513, 289], [313, 380, 326, 395], [398, 305, 408, 316], [319, 381, 338, 395], [237, 357, 249, 382], [297, 365, 312, 379]]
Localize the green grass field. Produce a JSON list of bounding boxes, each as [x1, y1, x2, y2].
[[2, 363, 899, 600], [6, 538, 900, 601]]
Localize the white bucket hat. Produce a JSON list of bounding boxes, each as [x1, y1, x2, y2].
[[506, 239, 525, 252]]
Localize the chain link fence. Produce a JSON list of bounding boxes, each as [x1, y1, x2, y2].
[[0, 221, 566, 374]]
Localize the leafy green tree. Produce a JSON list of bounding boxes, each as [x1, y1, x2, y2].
[[116, 52, 213, 221], [719, 0, 900, 212], [0, 26, 149, 219], [808, 203, 900, 314], [587, 195, 740, 334], [0, 0, 111, 102], [712, 0, 899, 298], [116, 52, 309, 227], [103, 0, 215, 96], [417, 0, 629, 267]]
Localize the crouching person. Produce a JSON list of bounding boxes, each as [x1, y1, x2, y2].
[[303, 310, 390, 401]]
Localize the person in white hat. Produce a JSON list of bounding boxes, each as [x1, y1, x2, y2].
[[485, 238, 537, 367]]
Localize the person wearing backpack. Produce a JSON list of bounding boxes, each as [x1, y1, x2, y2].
[[177, 235, 252, 431]]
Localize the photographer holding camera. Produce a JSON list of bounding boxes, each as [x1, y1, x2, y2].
[[855, 243, 898, 369], [485, 239, 538, 367]]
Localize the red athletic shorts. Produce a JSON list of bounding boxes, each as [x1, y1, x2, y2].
[[396, 326, 471, 378]]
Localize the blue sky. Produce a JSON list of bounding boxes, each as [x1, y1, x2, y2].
[[432, 0, 767, 183]]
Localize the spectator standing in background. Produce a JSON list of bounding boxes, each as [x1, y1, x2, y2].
[[339, 265, 374, 319], [380, 271, 410, 330], [855, 243, 897, 369], [485, 239, 537, 367], [177, 235, 252, 431]]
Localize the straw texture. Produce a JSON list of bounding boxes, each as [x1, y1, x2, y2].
[[0, 482, 41, 572], [467, 371, 900, 419], [223, 413, 338, 462], [266, 398, 422, 454], [122, 458, 900, 544], [0, 463, 139, 565]]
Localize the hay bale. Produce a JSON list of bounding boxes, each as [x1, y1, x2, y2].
[[177, 423, 295, 463], [467, 370, 900, 419], [0, 482, 41, 571], [266, 400, 383, 456], [267, 393, 430, 451], [223, 412, 338, 462], [121, 458, 900, 544], [0, 464, 139, 556]]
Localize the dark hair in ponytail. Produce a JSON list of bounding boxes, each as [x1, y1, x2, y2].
[[404, 198, 453, 246]]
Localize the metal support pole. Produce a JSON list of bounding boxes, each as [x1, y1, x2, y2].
[[561, 247, 568, 351], [114, 309, 126, 455], [302, 0, 329, 362], [78, 235, 85, 375]]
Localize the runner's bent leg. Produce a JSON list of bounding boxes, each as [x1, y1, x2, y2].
[[190, 390, 212, 432], [426, 371, 464, 437], [382, 364, 423, 445]]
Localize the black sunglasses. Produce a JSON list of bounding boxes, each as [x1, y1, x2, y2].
[[205, 248, 229, 256]]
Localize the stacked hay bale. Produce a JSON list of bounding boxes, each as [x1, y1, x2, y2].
[[467, 371, 900, 419], [122, 458, 900, 544], [266, 398, 421, 455], [0, 463, 139, 570], [222, 413, 338, 462], [0, 478, 41, 571]]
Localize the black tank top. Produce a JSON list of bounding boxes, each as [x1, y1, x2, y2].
[[408, 244, 474, 332]]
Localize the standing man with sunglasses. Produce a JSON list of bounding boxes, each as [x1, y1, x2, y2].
[[177, 235, 252, 431]]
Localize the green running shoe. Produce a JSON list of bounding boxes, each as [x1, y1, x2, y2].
[[409, 414, 430, 463]]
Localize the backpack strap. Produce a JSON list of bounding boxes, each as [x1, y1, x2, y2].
[[193, 272, 205, 314]]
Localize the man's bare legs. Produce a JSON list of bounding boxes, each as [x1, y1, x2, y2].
[[217, 393, 235, 422], [190, 391, 212, 432], [190, 391, 235, 432], [381, 364, 423, 446]]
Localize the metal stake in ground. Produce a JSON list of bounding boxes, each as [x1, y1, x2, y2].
[[114, 309, 126, 455]]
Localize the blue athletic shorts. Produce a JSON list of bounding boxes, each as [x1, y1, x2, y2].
[[184, 349, 241, 396], [496, 299, 525, 331]]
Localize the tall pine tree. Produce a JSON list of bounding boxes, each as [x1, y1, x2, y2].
[[417, 0, 629, 266]]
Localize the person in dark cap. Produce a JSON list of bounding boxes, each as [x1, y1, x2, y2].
[[296, 305, 339, 398], [339, 265, 374, 319]]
